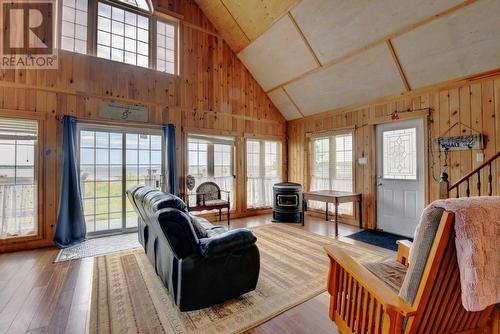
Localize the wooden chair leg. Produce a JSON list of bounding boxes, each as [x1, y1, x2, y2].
[[219, 209, 221, 221]]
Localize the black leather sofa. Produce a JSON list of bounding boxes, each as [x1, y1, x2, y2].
[[126, 186, 260, 311]]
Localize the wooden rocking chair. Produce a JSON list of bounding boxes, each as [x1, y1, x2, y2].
[[325, 211, 496, 334]]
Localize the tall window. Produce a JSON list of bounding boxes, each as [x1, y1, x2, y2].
[[61, 0, 88, 54], [246, 139, 280, 208], [187, 135, 234, 206], [156, 20, 177, 74], [310, 133, 353, 214], [60, 0, 179, 74], [0, 118, 38, 239], [96, 2, 150, 67]]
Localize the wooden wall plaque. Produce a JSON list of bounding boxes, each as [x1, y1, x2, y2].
[[437, 134, 484, 151], [98, 102, 149, 122]]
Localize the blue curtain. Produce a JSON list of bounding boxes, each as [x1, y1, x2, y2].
[[164, 124, 179, 196], [54, 116, 86, 248]]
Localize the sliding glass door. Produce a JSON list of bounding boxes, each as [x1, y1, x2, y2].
[[79, 126, 163, 235]]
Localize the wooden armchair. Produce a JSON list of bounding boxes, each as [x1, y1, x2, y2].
[[325, 211, 495, 334]]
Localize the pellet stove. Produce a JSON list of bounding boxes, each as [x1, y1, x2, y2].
[[272, 182, 303, 223]]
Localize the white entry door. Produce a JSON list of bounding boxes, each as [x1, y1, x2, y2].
[[376, 118, 424, 237]]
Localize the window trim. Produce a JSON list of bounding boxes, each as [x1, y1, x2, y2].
[[59, 0, 180, 75]]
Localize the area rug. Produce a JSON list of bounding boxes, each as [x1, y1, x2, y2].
[[89, 224, 391, 334], [53, 232, 141, 262], [345, 230, 413, 251]]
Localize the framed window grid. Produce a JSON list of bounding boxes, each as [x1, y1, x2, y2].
[[310, 133, 354, 215], [60, 0, 88, 54], [187, 135, 234, 206], [59, 0, 179, 74], [79, 128, 163, 235], [246, 139, 281, 208], [156, 20, 177, 74], [96, 2, 150, 67]]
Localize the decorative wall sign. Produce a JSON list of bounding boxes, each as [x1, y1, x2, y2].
[[437, 134, 483, 151], [98, 102, 149, 122]]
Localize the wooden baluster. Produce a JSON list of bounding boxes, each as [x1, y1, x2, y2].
[[488, 162, 493, 196], [456, 187, 459, 198], [477, 171, 481, 196], [439, 172, 449, 199], [466, 179, 470, 197]]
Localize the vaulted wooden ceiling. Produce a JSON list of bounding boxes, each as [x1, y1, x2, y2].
[[195, 0, 500, 120]]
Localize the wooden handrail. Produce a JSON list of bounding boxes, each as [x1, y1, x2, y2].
[[440, 150, 500, 198], [449, 151, 500, 190]]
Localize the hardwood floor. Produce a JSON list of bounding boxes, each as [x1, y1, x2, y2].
[[0, 213, 386, 334]]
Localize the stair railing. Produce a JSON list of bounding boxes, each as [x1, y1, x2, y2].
[[439, 151, 500, 198]]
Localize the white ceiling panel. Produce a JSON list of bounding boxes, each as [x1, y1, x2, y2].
[[290, 0, 463, 64], [268, 88, 303, 120], [285, 44, 404, 116], [392, 0, 500, 89], [237, 15, 318, 92]]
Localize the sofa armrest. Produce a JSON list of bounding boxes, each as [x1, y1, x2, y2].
[[199, 228, 256, 258], [397, 240, 412, 267]]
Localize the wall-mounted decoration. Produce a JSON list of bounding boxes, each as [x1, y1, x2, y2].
[[437, 134, 483, 151], [98, 102, 149, 122]]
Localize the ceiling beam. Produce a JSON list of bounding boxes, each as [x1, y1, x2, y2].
[[385, 39, 411, 92], [265, 0, 477, 94], [287, 12, 321, 67], [219, 0, 251, 42], [282, 86, 305, 118]]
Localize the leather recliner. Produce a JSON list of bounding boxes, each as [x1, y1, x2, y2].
[[126, 186, 260, 311]]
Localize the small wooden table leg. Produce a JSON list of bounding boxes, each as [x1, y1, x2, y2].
[[358, 196, 363, 229], [334, 199, 339, 237], [325, 202, 329, 221], [301, 199, 305, 226]]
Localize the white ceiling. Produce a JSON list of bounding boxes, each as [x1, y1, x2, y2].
[[268, 88, 303, 120], [237, 15, 318, 91], [289, 0, 464, 64], [197, 0, 500, 120], [285, 44, 403, 116], [392, 0, 500, 88]]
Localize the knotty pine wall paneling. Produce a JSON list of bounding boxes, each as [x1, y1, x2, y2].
[[0, 0, 286, 252], [287, 72, 500, 230]]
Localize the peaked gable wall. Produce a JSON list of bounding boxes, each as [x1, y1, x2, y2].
[[0, 0, 285, 252]]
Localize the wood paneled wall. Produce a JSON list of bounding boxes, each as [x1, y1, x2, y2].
[[287, 71, 500, 229], [0, 0, 286, 252]]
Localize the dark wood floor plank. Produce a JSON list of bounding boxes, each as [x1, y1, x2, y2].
[[64, 257, 93, 334], [0, 249, 54, 333], [45, 260, 83, 334], [0, 251, 44, 313], [27, 261, 71, 332]]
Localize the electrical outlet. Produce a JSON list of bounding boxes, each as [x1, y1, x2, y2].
[[358, 157, 368, 165], [476, 153, 484, 162]]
